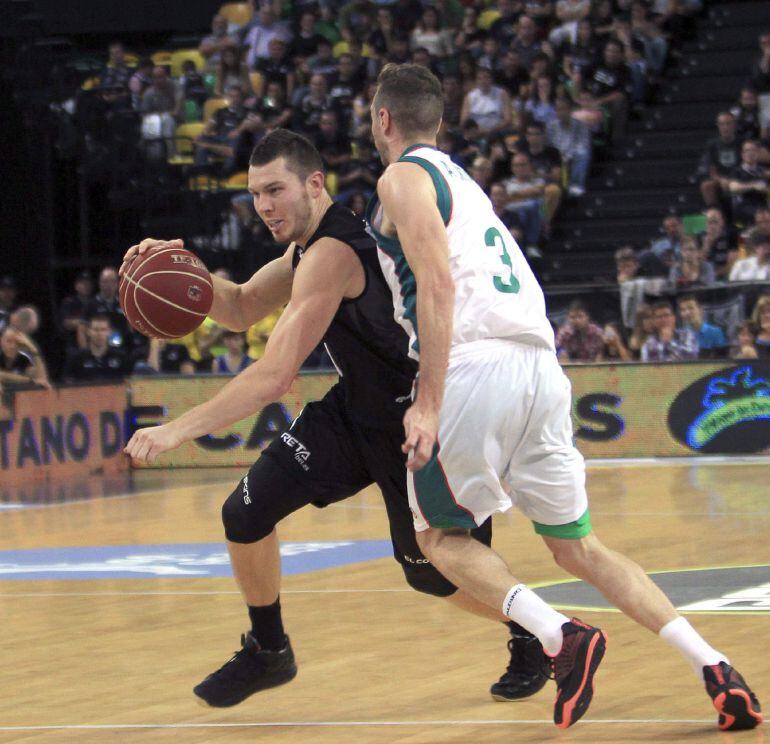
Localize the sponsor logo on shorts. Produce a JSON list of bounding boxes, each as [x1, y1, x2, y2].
[[280, 432, 311, 471], [242, 475, 251, 505], [668, 363, 770, 454]]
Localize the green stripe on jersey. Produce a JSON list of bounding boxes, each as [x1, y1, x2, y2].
[[397, 155, 452, 225], [413, 444, 477, 530]]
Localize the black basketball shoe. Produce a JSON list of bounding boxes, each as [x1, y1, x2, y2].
[[552, 618, 607, 729], [193, 632, 297, 707], [490, 623, 551, 701], [704, 661, 763, 731]]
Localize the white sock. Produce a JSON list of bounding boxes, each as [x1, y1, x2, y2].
[[502, 584, 570, 656], [659, 616, 729, 680]]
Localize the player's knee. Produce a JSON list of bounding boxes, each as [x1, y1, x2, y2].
[[544, 532, 600, 574], [402, 561, 457, 598], [221, 476, 275, 544]]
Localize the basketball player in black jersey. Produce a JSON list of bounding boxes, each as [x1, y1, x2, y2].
[[122, 129, 548, 707]]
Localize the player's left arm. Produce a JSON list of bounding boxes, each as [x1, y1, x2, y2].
[[124, 238, 361, 464], [378, 162, 455, 471]]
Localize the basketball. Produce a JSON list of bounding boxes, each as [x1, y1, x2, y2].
[[119, 247, 214, 339]]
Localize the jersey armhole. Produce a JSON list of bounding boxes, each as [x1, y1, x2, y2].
[[398, 156, 453, 226]]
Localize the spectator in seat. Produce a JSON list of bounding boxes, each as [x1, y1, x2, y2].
[[751, 295, 770, 358], [129, 57, 154, 111], [615, 245, 640, 283], [215, 43, 253, 98], [247, 308, 282, 361], [144, 338, 196, 374], [488, 0, 523, 48], [699, 111, 742, 208], [0, 328, 50, 390], [548, 0, 591, 50], [727, 139, 770, 226], [243, 3, 293, 70], [503, 152, 545, 254], [291, 10, 325, 63], [306, 38, 338, 81], [731, 320, 758, 360], [628, 303, 654, 358], [731, 87, 762, 140], [572, 38, 630, 144], [200, 14, 238, 73], [525, 75, 559, 125], [98, 41, 132, 108], [292, 73, 333, 136], [140, 66, 182, 156], [254, 37, 295, 100], [696, 207, 738, 279], [641, 300, 698, 361], [730, 232, 770, 281], [314, 110, 352, 171], [441, 75, 465, 130], [516, 120, 563, 225], [335, 138, 381, 204], [495, 51, 530, 100], [410, 6, 453, 58], [460, 68, 513, 141], [195, 84, 249, 173], [555, 300, 605, 363], [470, 156, 494, 195], [677, 294, 727, 359], [0, 275, 17, 332], [60, 270, 94, 351], [81, 267, 129, 351], [749, 32, 770, 135], [179, 60, 208, 115], [668, 237, 715, 288], [742, 206, 770, 244], [641, 213, 685, 275], [547, 97, 591, 197], [64, 314, 130, 382], [510, 15, 552, 69], [490, 182, 526, 245], [602, 321, 633, 361], [328, 54, 365, 129], [213, 330, 252, 373]]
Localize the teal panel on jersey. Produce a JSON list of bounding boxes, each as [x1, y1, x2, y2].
[[413, 443, 477, 530], [397, 155, 452, 226]]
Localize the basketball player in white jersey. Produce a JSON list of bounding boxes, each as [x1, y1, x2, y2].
[[367, 63, 762, 731]]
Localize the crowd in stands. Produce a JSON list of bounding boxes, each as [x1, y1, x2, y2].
[[6, 1, 767, 382]]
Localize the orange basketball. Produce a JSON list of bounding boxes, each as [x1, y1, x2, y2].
[[119, 247, 214, 339]]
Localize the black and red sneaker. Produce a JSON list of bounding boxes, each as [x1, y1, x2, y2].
[[490, 622, 551, 702], [704, 661, 763, 731], [551, 618, 607, 729]]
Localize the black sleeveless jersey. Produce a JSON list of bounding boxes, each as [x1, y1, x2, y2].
[[292, 203, 417, 429]]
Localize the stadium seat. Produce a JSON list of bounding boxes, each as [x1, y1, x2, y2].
[[203, 97, 228, 121], [169, 122, 206, 165], [326, 171, 338, 196], [249, 70, 264, 96], [170, 49, 206, 77], [478, 9, 501, 30], [220, 2, 252, 26], [151, 51, 173, 66], [332, 40, 375, 58], [225, 171, 249, 189]]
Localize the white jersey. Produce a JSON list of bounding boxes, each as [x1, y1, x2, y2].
[[366, 145, 555, 360]]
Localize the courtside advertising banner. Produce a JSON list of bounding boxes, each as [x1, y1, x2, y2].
[[128, 361, 770, 467], [0, 383, 129, 483]]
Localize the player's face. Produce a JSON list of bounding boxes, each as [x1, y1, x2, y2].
[[248, 157, 314, 243]]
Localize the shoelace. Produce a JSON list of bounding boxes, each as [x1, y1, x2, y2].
[[209, 635, 261, 682]]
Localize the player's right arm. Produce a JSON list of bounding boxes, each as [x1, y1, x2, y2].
[[119, 238, 295, 331]]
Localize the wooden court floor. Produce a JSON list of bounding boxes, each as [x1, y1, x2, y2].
[[0, 460, 767, 743]]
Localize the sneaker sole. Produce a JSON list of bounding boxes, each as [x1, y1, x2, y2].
[[712, 689, 764, 731], [193, 665, 297, 708], [554, 630, 607, 730]]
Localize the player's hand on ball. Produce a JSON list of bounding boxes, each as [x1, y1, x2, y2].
[[124, 424, 183, 465], [119, 237, 184, 277], [402, 403, 438, 472]]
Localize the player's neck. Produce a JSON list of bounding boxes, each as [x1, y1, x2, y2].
[[296, 191, 334, 247], [393, 137, 437, 161]]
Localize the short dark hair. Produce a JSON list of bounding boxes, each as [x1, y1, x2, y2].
[[374, 63, 443, 137], [249, 128, 324, 179], [568, 300, 588, 315], [526, 121, 545, 133], [651, 300, 673, 313], [89, 313, 112, 327], [749, 231, 770, 249], [677, 293, 700, 306]]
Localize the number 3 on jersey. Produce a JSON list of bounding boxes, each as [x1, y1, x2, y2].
[[485, 227, 520, 294]]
